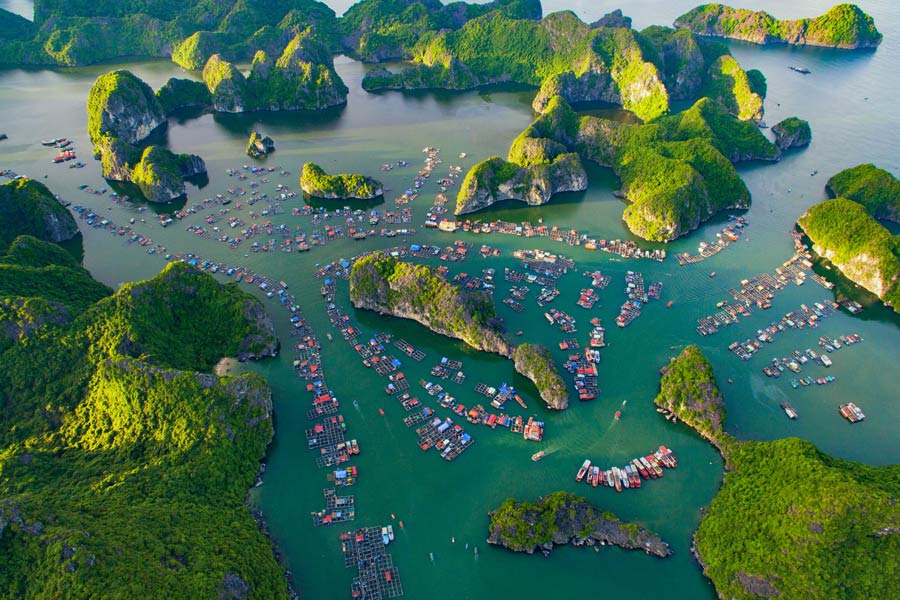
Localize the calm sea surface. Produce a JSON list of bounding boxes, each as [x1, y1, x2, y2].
[[1, 1, 898, 598]]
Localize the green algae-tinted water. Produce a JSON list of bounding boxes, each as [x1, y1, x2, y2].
[[1, 1, 899, 598]]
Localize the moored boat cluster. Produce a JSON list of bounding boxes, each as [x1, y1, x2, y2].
[[575, 447, 677, 492]]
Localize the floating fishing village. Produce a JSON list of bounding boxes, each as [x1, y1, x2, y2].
[[6, 31, 896, 594]]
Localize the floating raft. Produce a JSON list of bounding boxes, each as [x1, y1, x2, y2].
[[395, 339, 427, 361], [340, 526, 404, 599], [312, 487, 355, 526]]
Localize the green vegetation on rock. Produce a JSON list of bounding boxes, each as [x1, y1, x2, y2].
[[247, 131, 275, 158], [1, 185, 284, 597], [487, 491, 671, 556], [655, 345, 724, 440], [130, 146, 206, 203], [1, 0, 340, 67], [155, 77, 212, 115], [0, 261, 284, 600], [364, 10, 671, 121], [349, 253, 510, 355], [701, 54, 764, 120], [697, 438, 900, 600], [654, 346, 900, 600], [772, 116, 812, 150], [300, 163, 382, 200], [87, 70, 165, 148], [826, 164, 900, 222], [675, 3, 882, 49], [457, 94, 776, 241], [798, 197, 900, 312], [339, 0, 541, 62], [87, 71, 206, 202], [201, 34, 348, 113], [512, 343, 568, 410], [0, 179, 79, 254]]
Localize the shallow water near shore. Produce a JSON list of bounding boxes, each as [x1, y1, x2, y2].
[[1, 1, 899, 598]]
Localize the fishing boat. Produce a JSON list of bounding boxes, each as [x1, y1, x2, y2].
[[666, 301, 673, 308], [576, 459, 591, 482], [709, 272, 717, 278], [788, 65, 811, 74], [780, 402, 799, 419], [531, 450, 546, 462], [614, 410, 621, 421]]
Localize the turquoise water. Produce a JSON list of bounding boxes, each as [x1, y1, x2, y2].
[[1, 1, 898, 598]]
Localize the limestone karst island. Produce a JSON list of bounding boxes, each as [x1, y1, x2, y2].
[[0, 1, 897, 599]]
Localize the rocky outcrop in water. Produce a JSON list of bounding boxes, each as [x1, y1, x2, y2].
[[349, 253, 512, 357], [487, 492, 672, 557], [247, 132, 275, 158], [87, 70, 166, 146], [675, 3, 882, 49], [513, 344, 568, 410], [0, 179, 80, 250], [798, 197, 900, 312], [772, 117, 812, 150], [87, 70, 206, 202], [454, 154, 586, 215], [202, 34, 347, 113], [300, 163, 383, 200]]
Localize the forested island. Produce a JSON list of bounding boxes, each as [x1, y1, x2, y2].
[[487, 492, 671, 557], [675, 3, 882, 49], [826, 163, 900, 222], [457, 93, 780, 241], [798, 197, 900, 314], [87, 70, 207, 203], [300, 163, 383, 200], [0, 0, 539, 67], [657, 346, 900, 600], [349, 253, 572, 408], [797, 164, 900, 313], [0, 179, 288, 599]]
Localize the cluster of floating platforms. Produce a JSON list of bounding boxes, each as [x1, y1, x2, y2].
[[415, 417, 474, 460], [564, 353, 599, 401], [696, 252, 833, 335], [617, 271, 662, 327], [312, 487, 355, 526], [341, 526, 403, 599], [575, 446, 677, 492], [727, 301, 840, 360], [764, 333, 863, 381], [676, 216, 748, 265]]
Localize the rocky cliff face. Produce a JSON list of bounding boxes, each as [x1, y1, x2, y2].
[[487, 492, 672, 557], [87, 70, 166, 147], [532, 69, 616, 114], [455, 154, 587, 215], [246, 131, 275, 158], [122, 146, 207, 203], [203, 54, 249, 113], [237, 299, 278, 362]]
